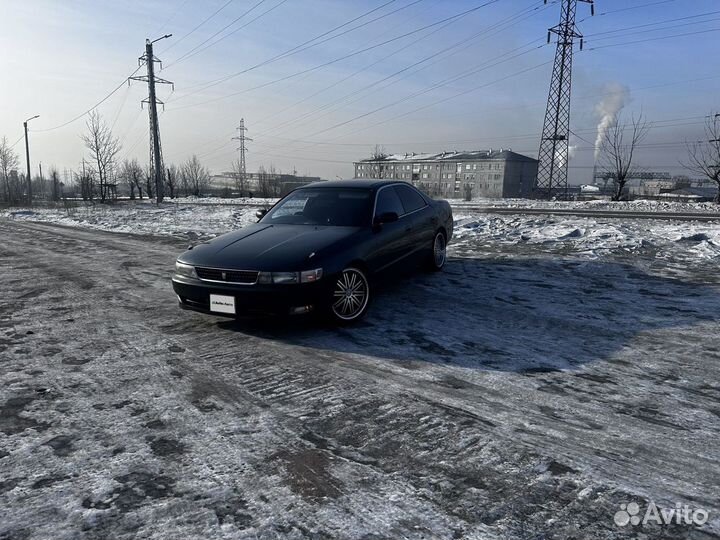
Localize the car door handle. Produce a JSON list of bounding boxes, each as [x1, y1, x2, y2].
[[405, 227, 412, 233]]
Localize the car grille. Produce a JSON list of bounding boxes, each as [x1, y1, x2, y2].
[[196, 267, 258, 284]]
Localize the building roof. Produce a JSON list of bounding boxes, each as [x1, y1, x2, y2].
[[355, 149, 538, 163], [305, 179, 401, 189]]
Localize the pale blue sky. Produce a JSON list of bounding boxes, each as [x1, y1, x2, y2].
[[1, 0, 718, 182]]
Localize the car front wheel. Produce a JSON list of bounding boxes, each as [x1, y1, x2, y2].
[[329, 267, 370, 323]]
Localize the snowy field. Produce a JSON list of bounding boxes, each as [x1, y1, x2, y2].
[[1, 203, 720, 539], [3, 201, 720, 270], [448, 197, 720, 214], [1, 202, 263, 242]]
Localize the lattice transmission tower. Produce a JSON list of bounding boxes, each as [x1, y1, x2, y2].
[[534, 0, 594, 199], [232, 119, 252, 192], [129, 35, 173, 203]]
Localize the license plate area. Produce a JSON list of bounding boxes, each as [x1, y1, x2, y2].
[[209, 294, 236, 315]]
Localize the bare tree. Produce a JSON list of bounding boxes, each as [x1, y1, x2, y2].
[[0, 136, 20, 204], [371, 144, 387, 160], [119, 159, 143, 200], [81, 111, 122, 203], [370, 144, 388, 179], [166, 164, 179, 199], [76, 163, 96, 201], [144, 164, 155, 199], [684, 113, 720, 203], [181, 155, 210, 197], [257, 165, 269, 197], [257, 165, 281, 198], [269, 164, 280, 197], [598, 112, 650, 201], [178, 166, 190, 197], [49, 167, 61, 202]]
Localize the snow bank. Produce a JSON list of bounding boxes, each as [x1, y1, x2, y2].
[[1, 202, 259, 241], [451, 213, 720, 264], [449, 197, 720, 214], [4, 201, 720, 265]]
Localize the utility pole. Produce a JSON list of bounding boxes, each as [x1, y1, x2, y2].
[[130, 35, 173, 204], [23, 115, 39, 205], [534, 0, 594, 199], [232, 118, 252, 195]]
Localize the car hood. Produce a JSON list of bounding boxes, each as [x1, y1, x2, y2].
[[178, 223, 360, 271]]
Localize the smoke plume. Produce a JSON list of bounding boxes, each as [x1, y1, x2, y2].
[[594, 83, 630, 161]]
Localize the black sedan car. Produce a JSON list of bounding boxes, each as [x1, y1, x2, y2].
[[172, 179, 453, 323]]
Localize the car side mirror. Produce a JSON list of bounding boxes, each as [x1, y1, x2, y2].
[[373, 211, 399, 227], [256, 208, 268, 221]]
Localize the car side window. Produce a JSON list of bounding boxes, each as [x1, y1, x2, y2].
[[395, 185, 427, 214], [374, 187, 405, 218]]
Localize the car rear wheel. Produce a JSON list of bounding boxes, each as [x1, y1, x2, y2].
[[329, 267, 370, 323], [428, 231, 446, 271]]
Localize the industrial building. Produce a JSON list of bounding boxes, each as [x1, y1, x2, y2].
[[353, 150, 538, 199]]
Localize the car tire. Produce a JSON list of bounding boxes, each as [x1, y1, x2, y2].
[[328, 267, 371, 324], [428, 231, 447, 271]]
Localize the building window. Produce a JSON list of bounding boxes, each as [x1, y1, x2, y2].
[[465, 164, 471, 170]]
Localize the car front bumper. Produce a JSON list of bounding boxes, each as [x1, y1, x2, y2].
[[171, 275, 332, 317]]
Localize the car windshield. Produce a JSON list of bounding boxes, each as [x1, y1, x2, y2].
[[261, 187, 372, 227]]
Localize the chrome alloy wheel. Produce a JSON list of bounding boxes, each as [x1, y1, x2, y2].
[[331, 268, 369, 321], [433, 232, 446, 269]]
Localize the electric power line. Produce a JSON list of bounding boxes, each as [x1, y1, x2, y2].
[[31, 66, 142, 133], [585, 10, 720, 38], [159, 0, 236, 54], [586, 27, 720, 51], [577, 0, 679, 23], [169, 0, 410, 96], [255, 0, 550, 138], [167, 0, 502, 109], [164, 0, 281, 68]]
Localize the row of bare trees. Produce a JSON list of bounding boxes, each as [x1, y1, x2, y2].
[[0, 136, 66, 204], [686, 114, 720, 203], [597, 110, 720, 202], [10, 107, 717, 205], [114, 155, 211, 200], [0, 136, 21, 203], [0, 110, 219, 204]]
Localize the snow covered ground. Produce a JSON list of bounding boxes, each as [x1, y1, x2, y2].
[[3, 201, 720, 270], [448, 197, 720, 214], [1, 203, 720, 539], [0, 202, 261, 242], [452, 213, 720, 273]]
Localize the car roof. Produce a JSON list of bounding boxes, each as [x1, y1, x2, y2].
[[304, 179, 405, 189]]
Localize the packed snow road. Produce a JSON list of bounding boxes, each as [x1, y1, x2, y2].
[[1, 219, 719, 540]]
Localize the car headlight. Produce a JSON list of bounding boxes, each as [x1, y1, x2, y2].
[[175, 261, 198, 279], [271, 272, 299, 285], [256, 268, 323, 285], [300, 268, 323, 283]]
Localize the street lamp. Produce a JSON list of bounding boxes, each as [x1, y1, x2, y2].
[[24, 114, 40, 205], [150, 34, 172, 45]]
